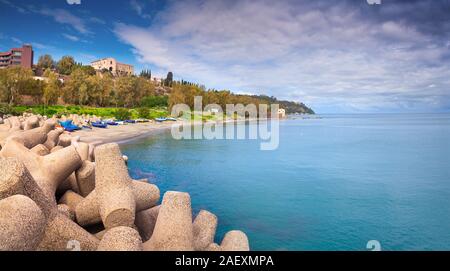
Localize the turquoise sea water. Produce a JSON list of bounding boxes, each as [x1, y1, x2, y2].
[[121, 114, 450, 251]]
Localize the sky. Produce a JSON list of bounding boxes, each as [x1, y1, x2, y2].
[[0, 0, 449, 113]]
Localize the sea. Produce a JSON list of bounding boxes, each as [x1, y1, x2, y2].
[[120, 113, 450, 250]]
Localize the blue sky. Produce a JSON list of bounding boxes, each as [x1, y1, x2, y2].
[[0, 0, 450, 113]]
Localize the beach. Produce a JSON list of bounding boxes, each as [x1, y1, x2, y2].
[[73, 121, 178, 144]]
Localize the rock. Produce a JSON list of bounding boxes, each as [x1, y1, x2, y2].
[[193, 210, 218, 251], [143, 191, 194, 251], [97, 226, 142, 251], [0, 195, 46, 251], [220, 230, 249, 251], [135, 205, 160, 242], [95, 143, 135, 229]]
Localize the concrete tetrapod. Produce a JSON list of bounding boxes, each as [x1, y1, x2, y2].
[[75, 181, 160, 227], [95, 143, 136, 229], [0, 195, 47, 251], [97, 226, 143, 251], [24, 115, 40, 130], [143, 191, 194, 251], [135, 205, 160, 242], [0, 157, 99, 251], [220, 230, 250, 251], [30, 144, 50, 156], [58, 190, 84, 215], [8, 119, 56, 149], [193, 210, 218, 251], [75, 160, 95, 197], [0, 138, 82, 202], [44, 129, 63, 150]]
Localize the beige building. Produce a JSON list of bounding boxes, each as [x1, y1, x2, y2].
[[90, 57, 134, 76]]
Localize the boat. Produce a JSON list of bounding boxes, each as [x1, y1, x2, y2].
[[136, 118, 150, 123], [58, 120, 81, 132], [166, 117, 177, 121], [106, 121, 119, 126], [155, 117, 167, 122], [124, 120, 136, 124], [92, 121, 108, 128]]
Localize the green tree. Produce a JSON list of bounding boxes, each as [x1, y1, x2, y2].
[[42, 70, 60, 106], [0, 67, 34, 105], [37, 54, 55, 70], [165, 71, 173, 87], [62, 67, 89, 104], [140, 69, 151, 79], [56, 56, 76, 75], [115, 76, 135, 107]]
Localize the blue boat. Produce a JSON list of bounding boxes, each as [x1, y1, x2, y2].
[[155, 117, 167, 122], [107, 121, 119, 126], [92, 121, 108, 128], [59, 120, 81, 132], [124, 120, 136, 124], [166, 117, 177, 121]]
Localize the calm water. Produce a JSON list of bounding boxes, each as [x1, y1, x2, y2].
[[121, 114, 450, 251]]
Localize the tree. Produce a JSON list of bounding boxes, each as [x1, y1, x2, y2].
[[140, 69, 151, 79], [115, 76, 135, 107], [37, 54, 55, 70], [62, 67, 89, 104], [0, 67, 34, 105], [42, 70, 60, 106], [56, 56, 76, 75], [165, 71, 173, 87]]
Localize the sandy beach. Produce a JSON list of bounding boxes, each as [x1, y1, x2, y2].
[[72, 121, 179, 145]]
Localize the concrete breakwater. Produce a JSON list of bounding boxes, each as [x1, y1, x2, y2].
[[0, 113, 249, 251]]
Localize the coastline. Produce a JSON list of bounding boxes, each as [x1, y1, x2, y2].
[[71, 118, 262, 145]]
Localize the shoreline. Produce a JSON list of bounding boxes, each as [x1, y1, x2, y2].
[[71, 118, 263, 145]]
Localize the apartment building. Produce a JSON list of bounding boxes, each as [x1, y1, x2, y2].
[[0, 44, 34, 69], [90, 57, 134, 76]]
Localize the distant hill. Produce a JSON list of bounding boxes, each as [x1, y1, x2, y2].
[[251, 95, 315, 114]]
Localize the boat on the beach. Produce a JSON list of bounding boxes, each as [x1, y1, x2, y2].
[[124, 120, 136, 124], [92, 121, 108, 128], [155, 117, 167, 122], [136, 118, 150, 123], [166, 117, 177, 121], [106, 121, 119, 126], [58, 120, 81, 132]]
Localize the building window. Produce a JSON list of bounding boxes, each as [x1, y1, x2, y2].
[[13, 51, 22, 56]]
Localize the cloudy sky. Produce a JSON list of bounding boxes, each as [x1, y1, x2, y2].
[[0, 0, 449, 113]]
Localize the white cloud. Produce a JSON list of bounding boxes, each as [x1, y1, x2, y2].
[[39, 8, 91, 34], [63, 33, 80, 42], [0, 0, 28, 13], [130, 0, 151, 19], [67, 0, 81, 4], [114, 0, 450, 112]]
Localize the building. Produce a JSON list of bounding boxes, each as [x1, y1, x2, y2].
[[277, 108, 286, 118], [90, 57, 134, 76], [0, 44, 34, 69]]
